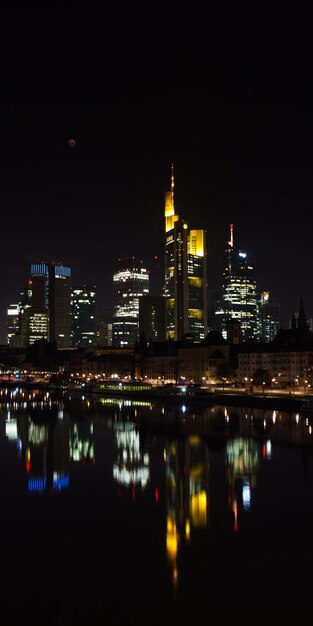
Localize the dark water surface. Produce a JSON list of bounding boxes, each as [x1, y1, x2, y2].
[[0, 387, 313, 623]]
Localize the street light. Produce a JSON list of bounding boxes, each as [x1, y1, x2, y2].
[[262, 381, 265, 396]]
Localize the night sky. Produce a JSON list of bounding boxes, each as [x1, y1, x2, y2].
[[1, 3, 313, 342]]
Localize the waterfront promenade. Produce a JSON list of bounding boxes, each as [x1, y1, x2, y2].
[[0, 376, 310, 414]]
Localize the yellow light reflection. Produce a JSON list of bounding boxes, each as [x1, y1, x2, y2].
[[190, 491, 207, 527], [166, 517, 178, 562], [185, 519, 191, 540]]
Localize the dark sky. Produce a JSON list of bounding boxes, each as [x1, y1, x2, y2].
[[1, 2, 313, 342]]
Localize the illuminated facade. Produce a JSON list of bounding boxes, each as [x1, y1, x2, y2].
[[215, 225, 259, 342], [7, 304, 22, 345], [112, 257, 149, 347], [71, 286, 96, 348], [29, 263, 72, 348], [22, 307, 49, 345], [259, 291, 280, 342], [164, 165, 208, 341], [7, 282, 33, 347]]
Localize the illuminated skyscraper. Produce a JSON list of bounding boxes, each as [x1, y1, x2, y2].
[[112, 257, 149, 347], [71, 286, 96, 348], [28, 263, 72, 348], [215, 225, 259, 342], [7, 304, 22, 345], [164, 165, 208, 341], [22, 307, 49, 345], [259, 291, 280, 342]]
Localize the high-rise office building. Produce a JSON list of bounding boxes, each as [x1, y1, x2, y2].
[[259, 291, 280, 342], [96, 309, 113, 346], [7, 282, 33, 346], [208, 288, 221, 332], [71, 286, 96, 348], [112, 257, 149, 347], [215, 225, 259, 342], [28, 263, 72, 348], [22, 307, 49, 345], [48, 264, 71, 348], [187, 229, 208, 340], [164, 165, 208, 341], [139, 295, 166, 342], [7, 304, 22, 345]]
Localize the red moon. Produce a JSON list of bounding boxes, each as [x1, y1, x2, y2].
[[67, 139, 76, 148]]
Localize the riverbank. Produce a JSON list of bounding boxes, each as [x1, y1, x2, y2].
[[0, 378, 308, 413], [212, 392, 303, 412]]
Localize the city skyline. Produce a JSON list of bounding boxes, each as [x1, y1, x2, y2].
[[1, 163, 311, 345], [1, 5, 313, 341]]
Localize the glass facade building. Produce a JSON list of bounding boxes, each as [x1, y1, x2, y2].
[[71, 286, 96, 348], [7, 304, 22, 345], [259, 291, 280, 342], [112, 257, 149, 347], [216, 225, 259, 342], [139, 295, 166, 342], [164, 165, 208, 341], [28, 263, 72, 348]]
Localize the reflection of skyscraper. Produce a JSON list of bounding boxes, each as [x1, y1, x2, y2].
[[14, 403, 70, 494], [70, 421, 95, 462], [112, 421, 150, 489], [226, 436, 260, 531], [112, 257, 149, 347], [164, 165, 208, 341], [165, 435, 209, 587]]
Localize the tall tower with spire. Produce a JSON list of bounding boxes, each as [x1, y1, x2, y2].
[[164, 165, 208, 341], [216, 224, 259, 342]]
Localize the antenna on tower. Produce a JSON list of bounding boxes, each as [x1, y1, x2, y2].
[[170, 163, 175, 211], [228, 223, 234, 248]]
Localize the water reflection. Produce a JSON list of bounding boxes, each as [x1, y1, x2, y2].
[[6, 406, 70, 494], [70, 421, 95, 463], [1, 386, 313, 616], [113, 420, 150, 488], [166, 434, 209, 588], [226, 437, 259, 529]]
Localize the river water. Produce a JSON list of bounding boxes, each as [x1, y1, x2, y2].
[[0, 386, 312, 623]]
